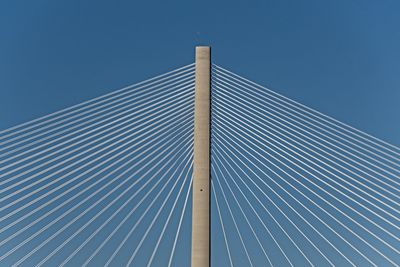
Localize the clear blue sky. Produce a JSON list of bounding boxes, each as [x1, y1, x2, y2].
[[1, 1, 400, 266], [1, 0, 399, 146]]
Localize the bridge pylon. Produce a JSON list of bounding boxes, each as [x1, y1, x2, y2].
[[191, 46, 211, 267]]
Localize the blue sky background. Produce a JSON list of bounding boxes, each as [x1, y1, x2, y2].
[[1, 1, 400, 266], [1, 0, 400, 146]]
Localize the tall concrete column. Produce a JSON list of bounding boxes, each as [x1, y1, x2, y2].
[[192, 46, 211, 267]]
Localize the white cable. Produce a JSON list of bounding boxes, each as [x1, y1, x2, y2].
[[213, 107, 400, 234], [0, 71, 191, 171], [212, 180, 234, 267], [212, 117, 398, 265], [0, 94, 193, 215], [0, 87, 193, 197], [213, 69, 400, 175], [213, 64, 400, 158], [213, 128, 379, 266], [217, 153, 313, 266], [59, 145, 194, 266], [0, 63, 194, 139], [212, 154, 274, 267], [146, 168, 193, 267], [105, 160, 193, 267], [213, 143, 349, 266], [0, 111, 193, 244], [213, 109, 400, 242], [213, 90, 400, 214], [6, 128, 193, 266], [213, 165, 255, 267], [0, 95, 193, 216], [0, 71, 194, 160], [167, 178, 193, 267], [0, 81, 193, 178], [0, 109, 193, 226], [213, 75, 400, 185], [213, 82, 400, 198], [31, 144, 192, 267], [0, 116, 192, 251]]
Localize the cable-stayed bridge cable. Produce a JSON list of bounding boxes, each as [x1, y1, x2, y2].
[[0, 63, 194, 140], [0, 70, 194, 161], [40, 137, 194, 267], [0, 92, 194, 219], [212, 79, 400, 199], [2, 87, 192, 210], [0, 109, 193, 247], [213, 68, 400, 177], [211, 66, 400, 266], [212, 88, 400, 217], [0, 65, 195, 266], [212, 179, 234, 267], [212, 145, 337, 266], [1, 60, 399, 267], [0, 79, 194, 177], [213, 64, 400, 159], [211, 153, 274, 266], [212, 111, 400, 256]]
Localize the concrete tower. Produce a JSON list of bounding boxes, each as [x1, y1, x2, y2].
[[191, 46, 211, 267]]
